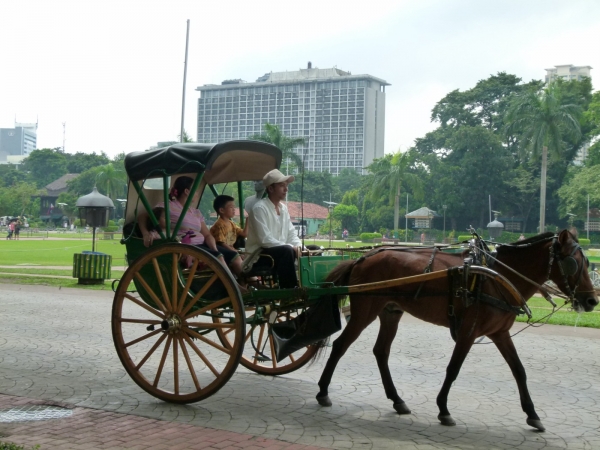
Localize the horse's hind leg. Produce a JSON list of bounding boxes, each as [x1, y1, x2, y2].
[[436, 336, 475, 426], [489, 330, 545, 432], [316, 300, 379, 407], [373, 307, 410, 414]]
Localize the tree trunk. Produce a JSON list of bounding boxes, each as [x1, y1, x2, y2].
[[394, 184, 400, 232], [539, 146, 547, 233]]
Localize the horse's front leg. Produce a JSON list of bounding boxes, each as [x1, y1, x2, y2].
[[373, 307, 410, 414], [317, 299, 379, 407], [436, 335, 476, 426], [489, 330, 545, 432]]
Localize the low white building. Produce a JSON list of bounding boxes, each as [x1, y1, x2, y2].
[[545, 65, 592, 83]]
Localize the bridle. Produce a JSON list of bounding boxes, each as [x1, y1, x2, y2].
[[478, 234, 592, 308], [548, 236, 593, 306]]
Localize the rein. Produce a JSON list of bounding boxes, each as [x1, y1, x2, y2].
[[479, 235, 590, 308]]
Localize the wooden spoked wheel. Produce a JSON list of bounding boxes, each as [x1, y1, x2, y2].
[[215, 305, 319, 376], [112, 243, 245, 403]]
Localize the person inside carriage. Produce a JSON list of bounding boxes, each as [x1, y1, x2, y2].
[[210, 194, 248, 252], [245, 169, 303, 289], [138, 176, 247, 292]]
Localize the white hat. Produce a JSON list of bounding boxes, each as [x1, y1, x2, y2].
[[263, 169, 295, 188]]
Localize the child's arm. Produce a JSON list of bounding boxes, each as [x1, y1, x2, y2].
[[238, 220, 248, 238]]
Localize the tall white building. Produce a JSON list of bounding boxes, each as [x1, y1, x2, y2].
[[196, 64, 389, 174], [545, 65, 592, 83]]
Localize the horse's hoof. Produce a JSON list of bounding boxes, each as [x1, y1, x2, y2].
[[393, 402, 411, 415], [316, 394, 332, 407], [438, 414, 456, 426], [527, 418, 546, 432]]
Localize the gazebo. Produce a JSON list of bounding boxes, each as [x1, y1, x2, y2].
[[405, 207, 441, 229]]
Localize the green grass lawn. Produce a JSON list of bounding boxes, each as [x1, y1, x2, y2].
[[0, 238, 127, 266], [515, 296, 600, 328], [1, 238, 599, 329]]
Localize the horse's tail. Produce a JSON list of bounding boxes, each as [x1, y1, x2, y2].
[[307, 260, 357, 366], [325, 259, 355, 286]]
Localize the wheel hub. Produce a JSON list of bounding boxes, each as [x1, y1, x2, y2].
[[161, 315, 182, 333]]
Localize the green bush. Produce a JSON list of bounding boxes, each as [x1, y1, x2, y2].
[[360, 232, 382, 242], [579, 238, 590, 247], [457, 235, 472, 242]]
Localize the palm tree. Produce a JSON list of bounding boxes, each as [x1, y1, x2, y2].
[[248, 123, 306, 171], [95, 164, 127, 200], [179, 130, 194, 143], [367, 150, 423, 232], [505, 82, 582, 232]]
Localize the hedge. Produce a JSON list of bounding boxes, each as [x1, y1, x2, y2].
[[360, 232, 382, 241]]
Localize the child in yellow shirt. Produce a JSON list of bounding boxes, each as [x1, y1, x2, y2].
[[211, 194, 247, 251], [210, 195, 248, 284]]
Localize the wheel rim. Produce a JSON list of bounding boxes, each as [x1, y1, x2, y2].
[[216, 305, 319, 375], [112, 244, 245, 403]]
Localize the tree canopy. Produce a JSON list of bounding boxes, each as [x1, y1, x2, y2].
[[248, 123, 306, 169]]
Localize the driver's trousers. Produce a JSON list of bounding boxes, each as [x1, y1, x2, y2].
[[256, 245, 298, 288]]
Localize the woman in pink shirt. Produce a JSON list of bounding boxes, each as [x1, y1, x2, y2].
[[138, 176, 243, 289]]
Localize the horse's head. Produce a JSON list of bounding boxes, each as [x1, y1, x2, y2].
[[550, 229, 599, 312]]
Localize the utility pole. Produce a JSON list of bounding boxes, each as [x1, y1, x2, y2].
[[539, 146, 548, 233], [62, 122, 66, 152], [180, 19, 190, 142]]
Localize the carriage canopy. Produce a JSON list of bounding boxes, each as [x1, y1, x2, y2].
[[124, 140, 282, 183], [123, 140, 282, 223]]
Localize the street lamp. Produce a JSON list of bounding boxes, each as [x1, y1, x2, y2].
[[323, 200, 338, 248], [442, 205, 447, 242], [76, 187, 114, 252], [116, 199, 127, 220], [487, 210, 504, 241]]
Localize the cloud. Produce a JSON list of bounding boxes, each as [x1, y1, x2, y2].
[[1, 0, 598, 157]]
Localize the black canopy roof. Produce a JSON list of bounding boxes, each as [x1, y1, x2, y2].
[[124, 140, 282, 182]]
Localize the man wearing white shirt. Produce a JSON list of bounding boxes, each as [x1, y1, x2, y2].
[[246, 169, 302, 288]]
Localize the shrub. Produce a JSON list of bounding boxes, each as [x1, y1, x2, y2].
[[579, 238, 590, 248], [360, 232, 382, 242], [457, 235, 472, 243]]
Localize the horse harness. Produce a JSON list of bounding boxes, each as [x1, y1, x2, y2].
[[352, 245, 528, 341], [350, 236, 590, 341]]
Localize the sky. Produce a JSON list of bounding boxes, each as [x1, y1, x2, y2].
[[1, 0, 599, 159]]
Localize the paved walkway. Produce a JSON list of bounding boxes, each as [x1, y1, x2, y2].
[[1, 283, 600, 449]]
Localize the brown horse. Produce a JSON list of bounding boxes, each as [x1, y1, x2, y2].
[[316, 230, 598, 431]]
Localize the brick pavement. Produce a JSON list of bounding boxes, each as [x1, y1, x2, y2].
[[1, 283, 600, 449], [0, 394, 324, 450]]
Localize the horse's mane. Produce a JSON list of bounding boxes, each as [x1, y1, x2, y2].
[[498, 231, 554, 250]]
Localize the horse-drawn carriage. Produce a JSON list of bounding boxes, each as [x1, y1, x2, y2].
[[113, 140, 598, 431]]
